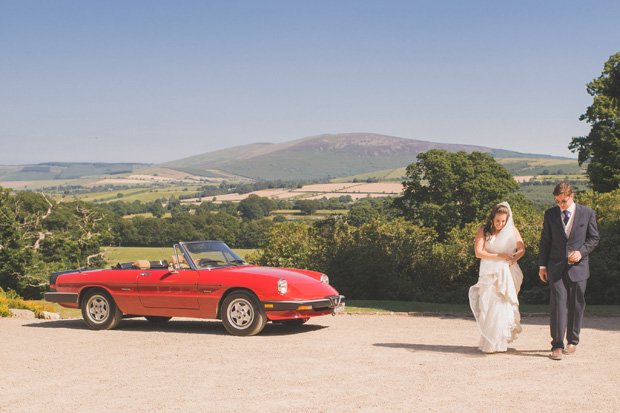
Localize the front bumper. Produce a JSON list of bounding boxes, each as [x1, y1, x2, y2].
[[262, 294, 345, 312]]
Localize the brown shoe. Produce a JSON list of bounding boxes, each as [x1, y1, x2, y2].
[[563, 344, 577, 355], [550, 348, 563, 360]]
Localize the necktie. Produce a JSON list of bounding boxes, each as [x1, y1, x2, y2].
[[563, 210, 570, 225]]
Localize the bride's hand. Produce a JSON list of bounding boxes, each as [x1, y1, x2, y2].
[[498, 253, 513, 262]]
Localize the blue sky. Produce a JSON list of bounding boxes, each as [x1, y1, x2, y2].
[[1, 0, 619, 165]]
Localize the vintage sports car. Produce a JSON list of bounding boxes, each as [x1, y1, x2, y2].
[[45, 241, 345, 336]]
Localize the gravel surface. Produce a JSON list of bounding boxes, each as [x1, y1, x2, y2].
[[2, 314, 619, 412]]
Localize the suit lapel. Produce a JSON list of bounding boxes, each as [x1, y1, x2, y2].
[[567, 203, 582, 241]]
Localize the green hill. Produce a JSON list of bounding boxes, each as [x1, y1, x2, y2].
[[0, 162, 150, 181]]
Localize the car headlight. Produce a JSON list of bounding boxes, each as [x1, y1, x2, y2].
[[277, 278, 288, 295], [320, 274, 329, 284]]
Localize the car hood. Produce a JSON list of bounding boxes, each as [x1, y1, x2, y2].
[[219, 265, 338, 300], [223, 265, 322, 284]]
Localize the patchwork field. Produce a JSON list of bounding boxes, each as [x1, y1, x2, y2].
[[1, 156, 586, 208], [194, 182, 404, 204]]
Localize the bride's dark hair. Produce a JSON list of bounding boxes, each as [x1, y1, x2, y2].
[[483, 204, 510, 240]]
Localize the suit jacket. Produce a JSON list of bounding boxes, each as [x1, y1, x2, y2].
[[539, 203, 599, 282]]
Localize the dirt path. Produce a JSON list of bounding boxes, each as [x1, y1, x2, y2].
[[2, 314, 619, 412]]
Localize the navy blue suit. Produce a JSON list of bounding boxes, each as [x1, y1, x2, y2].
[[539, 203, 599, 349]]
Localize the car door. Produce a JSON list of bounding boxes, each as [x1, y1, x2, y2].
[[137, 268, 200, 309]]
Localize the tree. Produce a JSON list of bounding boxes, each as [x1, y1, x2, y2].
[[394, 150, 519, 238], [299, 200, 319, 215], [573, 189, 620, 304], [0, 187, 33, 292], [569, 52, 620, 192], [346, 203, 380, 226], [149, 202, 166, 218], [238, 195, 266, 220], [237, 219, 273, 248], [1, 189, 112, 297]]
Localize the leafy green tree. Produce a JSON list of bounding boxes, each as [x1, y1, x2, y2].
[[250, 221, 315, 269], [298, 199, 319, 215], [238, 195, 270, 220], [149, 202, 166, 218], [346, 203, 379, 226], [394, 150, 519, 238], [574, 189, 620, 304], [1, 189, 112, 296], [570, 52, 620, 192], [0, 187, 33, 292], [167, 195, 180, 210], [239, 199, 265, 220], [237, 219, 273, 248]]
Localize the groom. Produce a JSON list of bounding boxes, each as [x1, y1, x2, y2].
[[539, 182, 599, 360]]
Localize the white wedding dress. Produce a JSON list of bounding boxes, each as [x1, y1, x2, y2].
[[469, 202, 523, 353]]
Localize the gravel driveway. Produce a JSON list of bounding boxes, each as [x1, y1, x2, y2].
[[2, 314, 619, 412]]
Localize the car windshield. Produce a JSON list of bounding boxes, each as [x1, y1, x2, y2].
[[180, 241, 247, 269]]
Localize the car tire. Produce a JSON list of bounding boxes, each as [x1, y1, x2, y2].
[[278, 318, 309, 326], [81, 290, 123, 330], [145, 316, 172, 323], [221, 292, 266, 336]]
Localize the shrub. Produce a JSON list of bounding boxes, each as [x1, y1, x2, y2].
[[0, 287, 55, 318]]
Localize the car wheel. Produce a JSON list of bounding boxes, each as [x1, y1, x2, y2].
[[145, 316, 172, 323], [278, 318, 309, 326], [221, 292, 266, 336], [81, 290, 123, 330]]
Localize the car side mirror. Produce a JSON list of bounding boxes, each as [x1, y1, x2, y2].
[[168, 263, 179, 274]]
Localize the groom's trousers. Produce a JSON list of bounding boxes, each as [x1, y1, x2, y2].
[[549, 273, 587, 350]]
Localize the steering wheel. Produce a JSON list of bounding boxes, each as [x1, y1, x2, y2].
[[197, 258, 224, 267]]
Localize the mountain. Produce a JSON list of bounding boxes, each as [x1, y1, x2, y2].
[[1, 133, 577, 184], [158, 133, 561, 180]]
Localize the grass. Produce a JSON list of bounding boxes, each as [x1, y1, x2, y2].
[[331, 167, 407, 183], [75, 186, 204, 203], [346, 300, 472, 313], [44, 302, 82, 318], [345, 300, 620, 315]]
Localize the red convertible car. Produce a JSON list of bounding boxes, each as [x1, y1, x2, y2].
[[45, 241, 345, 336]]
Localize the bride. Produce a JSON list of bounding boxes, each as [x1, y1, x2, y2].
[[469, 202, 525, 353]]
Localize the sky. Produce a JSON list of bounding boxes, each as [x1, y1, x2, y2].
[[1, 0, 620, 165]]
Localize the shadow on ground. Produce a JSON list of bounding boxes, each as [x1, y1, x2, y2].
[[373, 342, 550, 358], [23, 317, 328, 336]]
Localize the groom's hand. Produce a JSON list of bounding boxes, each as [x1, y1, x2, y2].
[[569, 250, 582, 263], [539, 268, 548, 283]]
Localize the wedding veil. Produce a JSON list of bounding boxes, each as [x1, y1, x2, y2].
[[493, 202, 517, 253]]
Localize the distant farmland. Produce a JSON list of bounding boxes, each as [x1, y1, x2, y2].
[[184, 182, 405, 204]]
